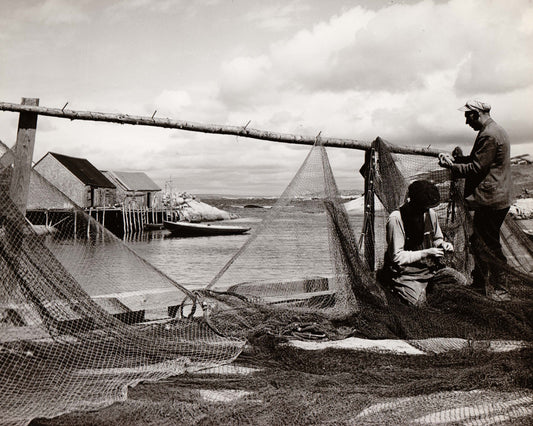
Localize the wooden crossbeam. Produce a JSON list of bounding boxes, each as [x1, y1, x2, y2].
[[0, 100, 441, 157]]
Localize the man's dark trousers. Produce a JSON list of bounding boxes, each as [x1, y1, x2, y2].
[[470, 206, 510, 293]]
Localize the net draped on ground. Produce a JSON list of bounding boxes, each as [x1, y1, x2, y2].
[[0, 158, 246, 426], [194, 139, 533, 425], [1, 138, 532, 425]]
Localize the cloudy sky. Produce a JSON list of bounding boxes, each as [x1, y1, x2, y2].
[[1, 0, 532, 196]]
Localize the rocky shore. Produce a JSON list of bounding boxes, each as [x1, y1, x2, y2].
[[168, 192, 238, 223]]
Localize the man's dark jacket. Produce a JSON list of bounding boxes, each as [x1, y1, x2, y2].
[[451, 118, 512, 209]]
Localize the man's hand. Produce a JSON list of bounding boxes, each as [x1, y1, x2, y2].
[[438, 153, 454, 168], [424, 247, 444, 258], [439, 241, 454, 252], [452, 146, 463, 158]]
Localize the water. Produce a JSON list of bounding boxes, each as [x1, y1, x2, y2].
[[45, 198, 367, 296], [125, 200, 367, 290]]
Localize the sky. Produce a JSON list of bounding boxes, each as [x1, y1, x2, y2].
[[1, 0, 532, 196]]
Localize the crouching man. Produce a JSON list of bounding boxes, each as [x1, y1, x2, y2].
[[385, 180, 465, 306]]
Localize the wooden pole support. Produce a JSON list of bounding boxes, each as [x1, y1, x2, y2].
[[10, 98, 39, 215], [363, 143, 376, 271]]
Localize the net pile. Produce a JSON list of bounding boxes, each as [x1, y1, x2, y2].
[[363, 138, 533, 341], [0, 158, 245, 425]]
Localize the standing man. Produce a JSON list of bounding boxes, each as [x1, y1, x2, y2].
[[438, 100, 512, 301]]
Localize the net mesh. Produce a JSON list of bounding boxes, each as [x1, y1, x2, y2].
[[200, 142, 387, 338], [0, 156, 245, 425], [199, 139, 532, 343], [373, 137, 533, 290], [1, 136, 532, 425]]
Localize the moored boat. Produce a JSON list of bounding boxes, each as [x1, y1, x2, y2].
[[163, 220, 251, 237]]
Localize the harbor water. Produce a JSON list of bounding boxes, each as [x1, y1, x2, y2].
[[46, 198, 369, 296]]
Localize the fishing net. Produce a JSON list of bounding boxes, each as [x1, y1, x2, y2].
[[356, 138, 532, 349], [198, 138, 532, 343], [0, 147, 245, 426], [1, 131, 533, 425], [373, 137, 533, 291], [200, 142, 388, 338], [188, 137, 532, 425]]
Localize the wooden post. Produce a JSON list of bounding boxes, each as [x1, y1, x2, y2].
[[74, 210, 77, 238], [125, 205, 128, 234], [0, 101, 443, 157], [9, 98, 39, 215], [131, 205, 137, 232], [362, 145, 376, 271], [87, 207, 92, 238], [122, 205, 126, 235]]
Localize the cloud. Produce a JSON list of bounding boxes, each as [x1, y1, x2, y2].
[[106, 0, 186, 13], [32, 0, 91, 25], [219, 0, 533, 101], [212, 0, 533, 154], [147, 85, 228, 124], [219, 56, 273, 107], [4, 0, 532, 195], [244, 2, 309, 31], [152, 90, 192, 114]]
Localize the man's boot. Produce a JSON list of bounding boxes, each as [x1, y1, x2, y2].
[[489, 268, 511, 302], [470, 267, 488, 296]]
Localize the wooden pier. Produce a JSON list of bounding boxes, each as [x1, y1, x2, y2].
[[26, 206, 181, 238]]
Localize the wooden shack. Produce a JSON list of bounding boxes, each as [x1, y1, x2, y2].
[[32, 152, 115, 208], [103, 171, 161, 208]]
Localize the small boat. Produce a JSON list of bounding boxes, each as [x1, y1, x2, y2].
[[163, 220, 251, 237], [143, 223, 164, 231], [243, 204, 272, 209]]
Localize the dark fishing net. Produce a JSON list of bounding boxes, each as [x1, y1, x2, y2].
[[0, 159, 245, 426], [1, 135, 532, 425], [197, 138, 532, 345], [181, 138, 532, 425], [369, 138, 533, 342]]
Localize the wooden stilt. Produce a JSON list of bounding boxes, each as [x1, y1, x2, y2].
[[131, 206, 137, 232], [74, 210, 77, 238], [122, 205, 126, 235], [87, 208, 92, 238]]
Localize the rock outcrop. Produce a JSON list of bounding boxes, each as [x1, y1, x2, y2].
[[166, 192, 237, 222]]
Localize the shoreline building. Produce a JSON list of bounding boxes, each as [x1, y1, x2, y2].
[[32, 152, 115, 209], [102, 171, 161, 208]]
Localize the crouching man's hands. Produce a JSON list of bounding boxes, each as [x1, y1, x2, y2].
[[439, 241, 454, 252], [424, 247, 444, 258], [438, 153, 454, 168]]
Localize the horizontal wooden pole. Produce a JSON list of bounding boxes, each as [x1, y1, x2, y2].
[[0, 101, 441, 157]]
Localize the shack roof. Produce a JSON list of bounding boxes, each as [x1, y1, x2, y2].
[[35, 152, 115, 189], [104, 171, 161, 192]]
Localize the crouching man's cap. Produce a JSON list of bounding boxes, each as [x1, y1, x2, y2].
[[408, 180, 441, 210], [458, 100, 491, 113]]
